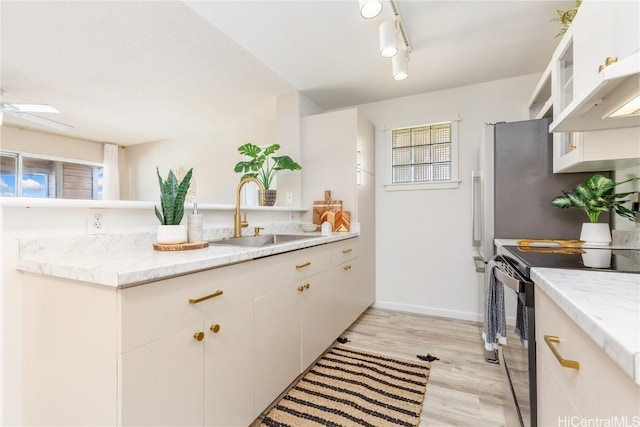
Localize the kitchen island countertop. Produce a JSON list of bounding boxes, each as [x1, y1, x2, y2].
[[16, 231, 358, 288]]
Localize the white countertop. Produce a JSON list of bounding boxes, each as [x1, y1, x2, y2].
[[16, 231, 357, 288], [494, 238, 640, 384], [531, 268, 640, 385]]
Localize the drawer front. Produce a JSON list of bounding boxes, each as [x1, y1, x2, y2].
[[535, 288, 640, 419], [119, 261, 254, 353], [254, 245, 330, 299], [331, 238, 358, 266]]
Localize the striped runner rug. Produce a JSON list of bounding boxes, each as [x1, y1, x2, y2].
[[260, 345, 431, 427]]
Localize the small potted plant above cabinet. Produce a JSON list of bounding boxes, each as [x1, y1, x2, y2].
[[154, 167, 193, 244], [233, 143, 301, 206]]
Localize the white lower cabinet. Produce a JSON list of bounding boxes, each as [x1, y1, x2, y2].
[[253, 244, 332, 413], [21, 237, 372, 426], [119, 323, 205, 426], [536, 287, 640, 423]]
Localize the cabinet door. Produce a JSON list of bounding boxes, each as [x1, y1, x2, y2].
[[254, 280, 302, 414], [119, 323, 204, 427], [204, 302, 254, 427], [332, 258, 361, 337], [300, 270, 334, 367], [572, 1, 613, 100]]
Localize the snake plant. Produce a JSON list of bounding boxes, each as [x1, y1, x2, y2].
[[233, 143, 301, 190], [154, 167, 193, 225], [550, 173, 639, 223]]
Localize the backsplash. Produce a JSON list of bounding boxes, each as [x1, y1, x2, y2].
[[612, 229, 640, 248], [18, 223, 304, 259]]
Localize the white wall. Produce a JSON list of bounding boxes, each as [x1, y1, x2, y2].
[[356, 73, 541, 321]]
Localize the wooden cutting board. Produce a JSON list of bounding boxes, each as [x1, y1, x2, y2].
[[313, 190, 342, 226], [153, 241, 209, 251]]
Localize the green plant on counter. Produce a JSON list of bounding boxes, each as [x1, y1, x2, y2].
[[550, 173, 639, 223], [551, 0, 582, 38], [233, 143, 301, 190], [154, 167, 193, 225]]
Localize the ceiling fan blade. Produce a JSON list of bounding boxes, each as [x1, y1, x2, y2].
[[10, 111, 73, 130], [11, 103, 60, 113]]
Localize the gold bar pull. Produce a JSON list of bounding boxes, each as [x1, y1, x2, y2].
[[598, 64, 606, 73], [544, 335, 580, 369], [189, 290, 224, 304], [297, 285, 305, 292], [193, 332, 205, 342], [304, 283, 310, 289], [342, 249, 352, 254], [210, 324, 221, 333], [343, 265, 352, 271], [605, 56, 618, 66], [296, 261, 311, 269]]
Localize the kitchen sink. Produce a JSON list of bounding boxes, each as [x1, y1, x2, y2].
[[209, 233, 320, 248]]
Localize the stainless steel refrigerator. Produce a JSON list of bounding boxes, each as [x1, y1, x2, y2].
[[472, 118, 605, 264]]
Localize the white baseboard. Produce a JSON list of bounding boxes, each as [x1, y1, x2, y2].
[[372, 300, 517, 326]]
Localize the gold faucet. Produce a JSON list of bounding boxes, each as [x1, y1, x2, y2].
[[234, 177, 265, 238]]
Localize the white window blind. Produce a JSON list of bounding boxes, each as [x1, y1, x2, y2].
[[392, 122, 452, 184]]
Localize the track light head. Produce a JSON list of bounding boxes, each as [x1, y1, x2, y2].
[[379, 21, 398, 58], [359, 0, 383, 19], [392, 52, 409, 80]]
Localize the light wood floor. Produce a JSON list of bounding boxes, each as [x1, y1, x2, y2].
[[252, 307, 508, 427]]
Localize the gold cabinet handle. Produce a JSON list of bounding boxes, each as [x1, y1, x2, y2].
[[605, 56, 618, 66], [544, 335, 580, 370], [189, 290, 223, 304], [297, 283, 311, 292], [210, 324, 221, 333], [193, 332, 205, 342], [342, 249, 352, 254], [343, 264, 352, 271], [296, 261, 311, 269], [598, 64, 606, 73]]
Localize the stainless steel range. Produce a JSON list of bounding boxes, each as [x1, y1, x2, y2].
[[494, 244, 640, 427]]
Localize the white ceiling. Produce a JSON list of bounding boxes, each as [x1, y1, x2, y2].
[[0, 0, 572, 146]]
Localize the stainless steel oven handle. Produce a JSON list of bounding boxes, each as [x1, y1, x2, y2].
[[493, 267, 521, 293]]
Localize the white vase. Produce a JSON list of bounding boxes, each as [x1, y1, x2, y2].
[[157, 225, 187, 244], [579, 223, 611, 246], [581, 248, 612, 268]]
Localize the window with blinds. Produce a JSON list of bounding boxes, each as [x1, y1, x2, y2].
[[391, 122, 452, 183]]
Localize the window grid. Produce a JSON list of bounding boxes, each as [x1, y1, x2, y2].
[[0, 151, 103, 200], [391, 123, 452, 183]]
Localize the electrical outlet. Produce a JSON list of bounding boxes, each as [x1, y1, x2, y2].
[[87, 210, 106, 234]]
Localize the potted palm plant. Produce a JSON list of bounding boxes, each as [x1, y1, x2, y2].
[[233, 143, 301, 206], [550, 173, 638, 245], [155, 167, 193, 244]]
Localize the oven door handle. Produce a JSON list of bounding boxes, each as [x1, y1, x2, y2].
[[493, 267, 521, 293]]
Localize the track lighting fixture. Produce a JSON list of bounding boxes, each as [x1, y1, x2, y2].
[[359, 0, 383, 19], [379, 21, 398, 58], [392, 52, 409, 80]]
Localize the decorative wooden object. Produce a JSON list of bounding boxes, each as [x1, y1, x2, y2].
[[313, 190, 342, 228], [153, 241, 209, 251], [334, 211, 350, 232]]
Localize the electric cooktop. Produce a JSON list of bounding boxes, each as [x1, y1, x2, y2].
[[500, 245, 640, 274]]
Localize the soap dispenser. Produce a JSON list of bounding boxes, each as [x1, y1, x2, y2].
[[188, 202, 203, 243]]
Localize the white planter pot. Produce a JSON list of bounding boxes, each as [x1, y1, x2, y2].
[[579, 222, 611, 246], [157, 225, 187, 244], [581, 248, 612, 268]]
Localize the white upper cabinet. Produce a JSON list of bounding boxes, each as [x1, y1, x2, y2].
[[550, 0, 640, 132]]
